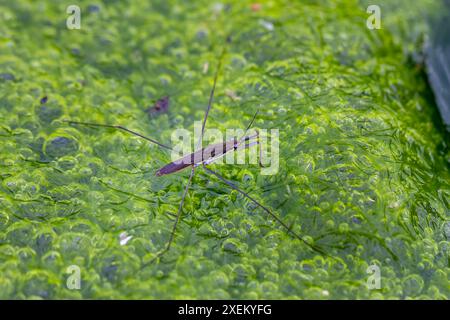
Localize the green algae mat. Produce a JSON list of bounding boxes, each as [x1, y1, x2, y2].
[[0, 0, 449, 299]]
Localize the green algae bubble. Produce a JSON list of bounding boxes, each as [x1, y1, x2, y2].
[[35, 100, 62, 125], [56, 156, 78, 171], [222, 238, 248, 254], [43, 136, 79, 158], [210, 270, 230, 287], [22, 271, 57, 299], [402, 274, 425, 297]]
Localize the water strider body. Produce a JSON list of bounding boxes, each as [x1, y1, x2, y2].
[[156, 130, 261, 176]]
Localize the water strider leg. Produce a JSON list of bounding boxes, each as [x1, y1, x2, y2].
[[196, 47, 226, 150], [64, 120, 172, 150], [238, 129, 268, 168], [202, 164, 328, 256], [255, 130, 269, 168], [142, 167, 196, 266], [238, 110, 259, 142]]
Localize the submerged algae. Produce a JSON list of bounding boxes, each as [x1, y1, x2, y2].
[[0, 0, 449, 299]]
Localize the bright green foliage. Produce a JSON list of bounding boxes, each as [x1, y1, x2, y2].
[[0, 0, 449, 299]]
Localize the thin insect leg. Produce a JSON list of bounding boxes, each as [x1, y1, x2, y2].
[[202, 164, 327, 256], [255, 130, 268, 168], [237, 130, 267, 168], [196, 47, 226, 150], [199, 150, 230, 166], [64, 120, 172, 150], [239, 133, 258, 143], [242, 141, 259, 149], [237, 139, 267, 168], [238, 110, 259, 142], [247, 130, 267, 168], [142, 167, 196, 266]]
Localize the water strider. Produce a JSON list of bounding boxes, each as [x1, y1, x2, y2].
[[65, 46, 327, 265]]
